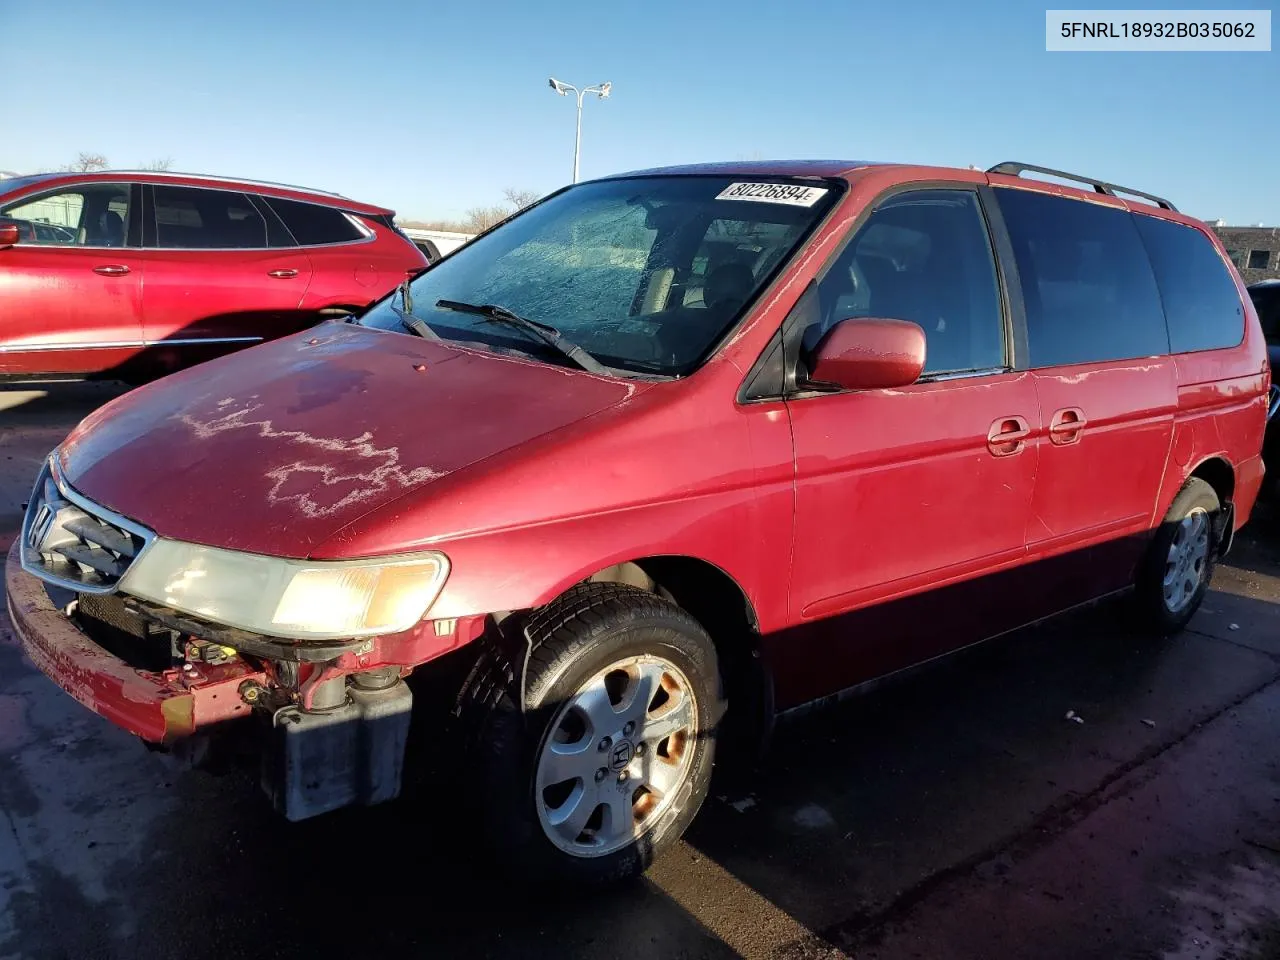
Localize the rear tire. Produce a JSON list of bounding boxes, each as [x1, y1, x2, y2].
[[1134, 477, 1220, 634], [452, 583, 725, 886]]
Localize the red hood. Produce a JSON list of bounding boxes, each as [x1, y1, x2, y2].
[[59, 323, 639, 557]]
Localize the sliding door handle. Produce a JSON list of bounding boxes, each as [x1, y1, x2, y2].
[[1049, 407, 1086, 445], [987, 416, 1031, 456]]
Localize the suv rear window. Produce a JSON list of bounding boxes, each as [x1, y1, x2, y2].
[[1132, 214, 1244, 354], [995, 188, 1168, 367], [265, 197, 365, 246]]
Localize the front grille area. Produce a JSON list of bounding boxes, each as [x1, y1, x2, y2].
[[20, 458, 154, 593]]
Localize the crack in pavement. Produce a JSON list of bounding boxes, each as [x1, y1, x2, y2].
[[1184, 624, 1280, 660]]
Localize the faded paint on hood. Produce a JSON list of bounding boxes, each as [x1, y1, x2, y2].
[[59, 323, 639, 557]]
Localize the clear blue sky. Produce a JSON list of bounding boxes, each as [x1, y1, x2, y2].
[[2, 0, 1275, 223]]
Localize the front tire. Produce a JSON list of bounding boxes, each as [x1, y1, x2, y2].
[[453, 583, 725, 885], [1135, 477, 1220, 634]]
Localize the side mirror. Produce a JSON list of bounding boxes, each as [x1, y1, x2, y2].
[[0, 223, 19, 249], [808, 317, 926, 390]]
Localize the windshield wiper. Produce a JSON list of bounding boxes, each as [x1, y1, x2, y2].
[[391, 280, 441, 341], [435, 299, 614, 376]]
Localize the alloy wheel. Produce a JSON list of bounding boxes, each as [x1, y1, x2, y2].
[[1163, 507, 1211, 613], [535, 654, 698, 858]]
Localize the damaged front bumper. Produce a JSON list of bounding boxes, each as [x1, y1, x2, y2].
[[5, 541, 265, 743], [5, 540, 432, 820]]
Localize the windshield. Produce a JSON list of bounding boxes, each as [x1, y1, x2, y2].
[[360, 175, 840, 376]]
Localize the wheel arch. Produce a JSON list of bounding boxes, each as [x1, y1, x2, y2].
[[1187, 455, 1235, 506], [574, 556, 774, 768]]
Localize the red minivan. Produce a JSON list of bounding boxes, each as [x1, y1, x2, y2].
[[0, 170, 426, 378], [6, 160, 1268, 885]]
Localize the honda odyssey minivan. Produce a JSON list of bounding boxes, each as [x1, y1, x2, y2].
[[7, 159, 1268, 885]]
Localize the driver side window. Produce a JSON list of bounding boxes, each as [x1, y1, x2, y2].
[[1, 185, 132, 248], [807, 189, 1006, 376]]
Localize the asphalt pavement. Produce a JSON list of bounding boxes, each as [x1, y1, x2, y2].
[[0, 382, 1277, 960]]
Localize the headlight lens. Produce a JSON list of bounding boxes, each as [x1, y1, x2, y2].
[[118, 539, 449, 640]]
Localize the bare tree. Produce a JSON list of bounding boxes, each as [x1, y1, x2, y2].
[[502, 188, 541, 210], [403, 187, 542, 236], [140, 157, 174, 171], [464, 205, 513, 233], [71, 152, 109, 172]]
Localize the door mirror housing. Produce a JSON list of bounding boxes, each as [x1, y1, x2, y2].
[[808, 317, 927, 391], [0, 223, 20, 249]]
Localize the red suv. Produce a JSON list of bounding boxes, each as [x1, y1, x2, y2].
[[5, 160, 1267, 885], [0, 171, 425, 378]]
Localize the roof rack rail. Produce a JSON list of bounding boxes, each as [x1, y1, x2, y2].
[[986, 161, 1177, 212]]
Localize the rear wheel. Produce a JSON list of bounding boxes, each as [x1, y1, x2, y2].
[[453, 583, 724, 885], [1135, 477, 1220, 634]]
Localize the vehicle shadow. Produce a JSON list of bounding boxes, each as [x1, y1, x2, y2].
[[1220, 499, 1280, 580], [680, 584, 1280, 955]]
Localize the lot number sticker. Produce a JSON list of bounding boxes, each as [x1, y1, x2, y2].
[[715, 182, 828, 207]]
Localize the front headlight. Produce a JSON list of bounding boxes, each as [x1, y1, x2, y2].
[[118, 540, 449, 640]]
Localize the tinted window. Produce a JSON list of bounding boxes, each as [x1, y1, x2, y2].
[[1132, 214, 1244, 353], [359, 176, 837, 376], [1, 184, 131, 247], [154, 186, 268, 248], [807, 190, 1005, 375], [996, 188, 1167, 367], [266, 197, 364, 245]]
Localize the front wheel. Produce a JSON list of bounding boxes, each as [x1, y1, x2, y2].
[[453, 583, 725, 885], [1135, 477, 1220, 634]]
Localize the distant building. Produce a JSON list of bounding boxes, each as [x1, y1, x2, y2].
[[1209, 223, 1280, 284]]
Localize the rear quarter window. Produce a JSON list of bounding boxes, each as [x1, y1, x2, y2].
[[265, 197, 365, 246], [995, 188, 1168, 367], [1132, 214, 1244, 353]]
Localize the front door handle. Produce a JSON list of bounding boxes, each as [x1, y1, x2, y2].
[[987, 416, 1031, 457], [1049, 407, 1086, 445], [92, 264, 130, 276], [267, 268, 299, 279]]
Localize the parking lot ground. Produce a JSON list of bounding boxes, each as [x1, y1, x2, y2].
[[1, 383, 1278, 960]]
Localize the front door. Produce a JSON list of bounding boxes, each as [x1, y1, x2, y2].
[[779, 187, 1039, 704], [0, 182, 143, 376], [133, 184, 313, 371]]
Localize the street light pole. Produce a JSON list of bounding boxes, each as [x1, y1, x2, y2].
[[548, 78, 612, 184], [572, 88, 584, 184]]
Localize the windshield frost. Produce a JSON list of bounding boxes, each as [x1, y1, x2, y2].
[[361, 176, 837, 375]]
